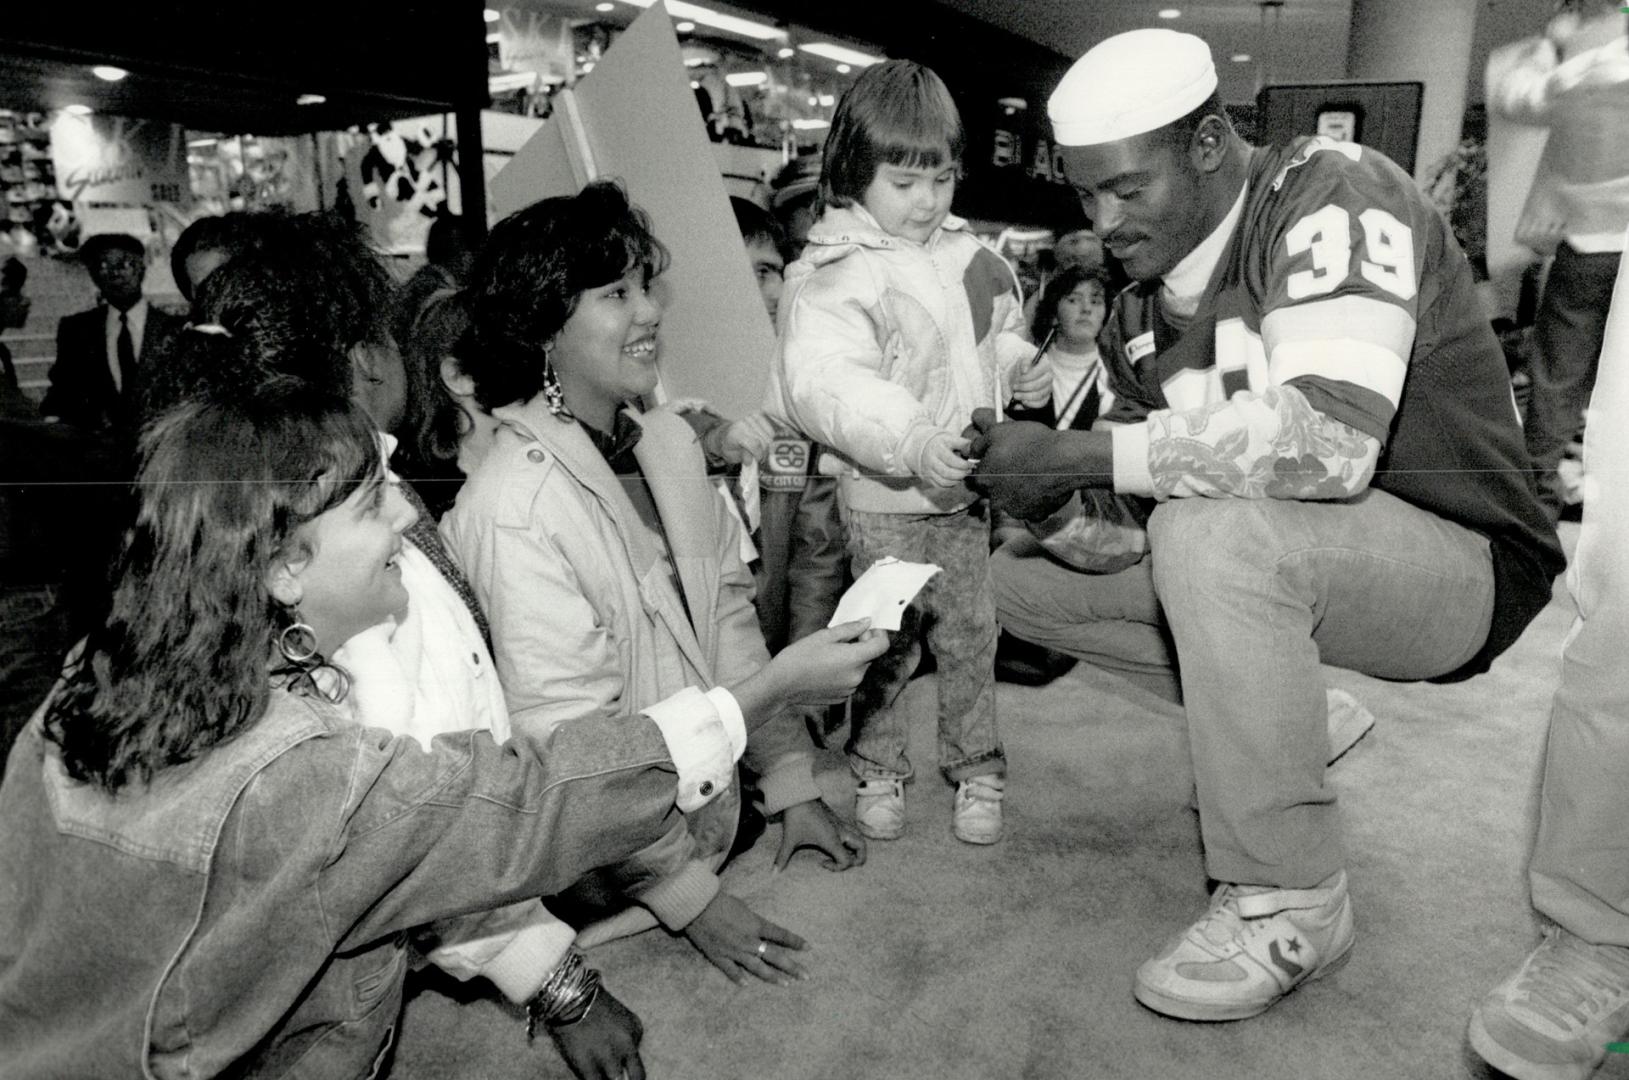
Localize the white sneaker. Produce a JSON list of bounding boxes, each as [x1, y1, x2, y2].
[[952, 775, 1005, 845], [1469, 926, 1629, 1080], [1134, 870, 1355, 1020], [854, 777, 905, 840]]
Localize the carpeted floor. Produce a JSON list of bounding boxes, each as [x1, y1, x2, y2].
[[392, 522, 1627, 1080]]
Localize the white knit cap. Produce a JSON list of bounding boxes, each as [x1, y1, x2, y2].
[[1048, 28, 1218, 147]]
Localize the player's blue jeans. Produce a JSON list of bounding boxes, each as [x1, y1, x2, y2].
[[993, 488, 1493, 887], [844, 505, 1005, 785], [1528, 246, 1629, 946]]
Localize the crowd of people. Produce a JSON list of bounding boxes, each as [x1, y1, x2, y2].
[[0, 13, 1623, 1080]]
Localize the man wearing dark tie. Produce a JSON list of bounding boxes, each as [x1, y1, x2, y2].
[[40, 233, 184, 433]]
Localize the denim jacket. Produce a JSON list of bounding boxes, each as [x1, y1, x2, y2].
[[0, 688, 718, 1079]]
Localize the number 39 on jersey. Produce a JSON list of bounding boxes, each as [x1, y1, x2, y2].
[[1283, 203, 1417, 302]]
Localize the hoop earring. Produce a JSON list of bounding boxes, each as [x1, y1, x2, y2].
[[273, 611, 350, 704], [542, 352, 573, 420], [278, 619, 319, 665]]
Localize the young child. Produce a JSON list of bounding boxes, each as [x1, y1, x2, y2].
[[770, 60, 1049, 845]]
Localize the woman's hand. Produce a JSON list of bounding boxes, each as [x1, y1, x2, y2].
[[682, 892, 808, 985], [775, 798, 866, 872], [919, 433, 976, 488], [1010, 354, 1053, 410], [769, 620, 889, 707], [547, 985, 646, 1080]]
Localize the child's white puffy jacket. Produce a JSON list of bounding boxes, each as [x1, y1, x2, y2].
[[769, 203, 1033, 515]]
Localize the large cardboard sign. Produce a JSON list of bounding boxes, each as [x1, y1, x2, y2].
[[491, 2, 774, 417]]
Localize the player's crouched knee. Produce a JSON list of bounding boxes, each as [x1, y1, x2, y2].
[[1147, 499, 1296, 595]]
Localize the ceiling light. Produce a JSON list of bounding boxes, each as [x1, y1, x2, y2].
[[581, 61, 596, 72], [777, 47, 795, 59], [684, 56, 708, 66], [817, 93, 835, 107], [484, 8, 500, 22], [64, 104, 93, 116], [675, 20, 696, 31], [725, 70, 767, 87], [791, 118, 830, 131], [1231, 52, 1252, 62], [836, 63, 851, 74], [690, 80, 701, 90], [297, 93, 327, 105], [1158, 8, 1181, 18], [91, 65, 128, 82], [621, 0, 786, 42], [486, 31, 502, 43], [596, 1, 614, 9], [798, 42, 882, 67], [187, 137, 218, 148]]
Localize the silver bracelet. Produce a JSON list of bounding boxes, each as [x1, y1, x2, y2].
[[524, 950, 603, 1041]]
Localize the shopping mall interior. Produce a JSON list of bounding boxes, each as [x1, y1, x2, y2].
[[0, 2, 1620, 1078]]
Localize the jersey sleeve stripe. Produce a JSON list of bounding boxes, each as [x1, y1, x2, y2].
[[1287, 376, 1397, 446], [1269, 339, 1409, 408], [1262, 294, 1416, 358]]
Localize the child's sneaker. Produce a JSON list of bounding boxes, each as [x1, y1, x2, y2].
[[1468, 925, 1629, 1080], [1134, 869, 1354, 1020], [952, 775, 1005, 845], [854, 777, 905, 840]]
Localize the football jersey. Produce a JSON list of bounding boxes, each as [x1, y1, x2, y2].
[[1100, 135, 1563, 679]]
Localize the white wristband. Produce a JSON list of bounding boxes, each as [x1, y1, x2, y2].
[[642, 686, 739, 813]]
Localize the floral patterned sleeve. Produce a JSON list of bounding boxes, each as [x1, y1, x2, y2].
[[1135, 384, 1381, 500]]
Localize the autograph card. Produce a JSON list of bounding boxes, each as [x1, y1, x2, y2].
[[829, 557, 941, 632]]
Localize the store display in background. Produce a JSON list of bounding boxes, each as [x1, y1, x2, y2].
[[185, 134, 318, 216], [0, 112, 58, 255], [50, 112, 188, 208], [327, 119, 460, 256]]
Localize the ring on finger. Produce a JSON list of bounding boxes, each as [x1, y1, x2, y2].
[[756, 940, 768, 958]]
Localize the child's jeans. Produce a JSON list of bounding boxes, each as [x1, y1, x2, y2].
[[844, 504, 1004, 784]]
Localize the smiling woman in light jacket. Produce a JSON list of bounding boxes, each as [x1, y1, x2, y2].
[[443, 181, 885, 990]]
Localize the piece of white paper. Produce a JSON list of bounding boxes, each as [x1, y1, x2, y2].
[[828, 557, 941, 632]]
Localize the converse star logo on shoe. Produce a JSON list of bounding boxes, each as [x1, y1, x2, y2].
[[1270, 938, 1305, 979]]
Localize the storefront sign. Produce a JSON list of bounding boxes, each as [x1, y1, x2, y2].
[[50, 113, 188, 205]]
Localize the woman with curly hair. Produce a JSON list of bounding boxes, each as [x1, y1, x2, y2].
[[0, 349, 772, 1078]]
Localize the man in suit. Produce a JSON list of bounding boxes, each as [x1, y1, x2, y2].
[[40, 233, 184, 433]]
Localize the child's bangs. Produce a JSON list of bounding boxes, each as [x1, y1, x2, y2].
[[877, 131, 959, 174]]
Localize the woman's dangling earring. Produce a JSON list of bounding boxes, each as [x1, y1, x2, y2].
[[273, 609, 349, 704], [277, 617, 319, 665], [542, 350, 573, 420]]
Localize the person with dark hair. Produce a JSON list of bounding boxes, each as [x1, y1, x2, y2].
[[152, 211, 404, 431], [0, 367, 770, 1078], [168, 211, 270, 302], [446, 180, 886, 988], [772, 60, 1049, 847], [1025, 264, 1114, 431], [967, 28, 1564, 1022], [395, 286, 484, 518], [40, 232, 184, 434], [770, 152, 822, 262], [395, 213, 482, 348]]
